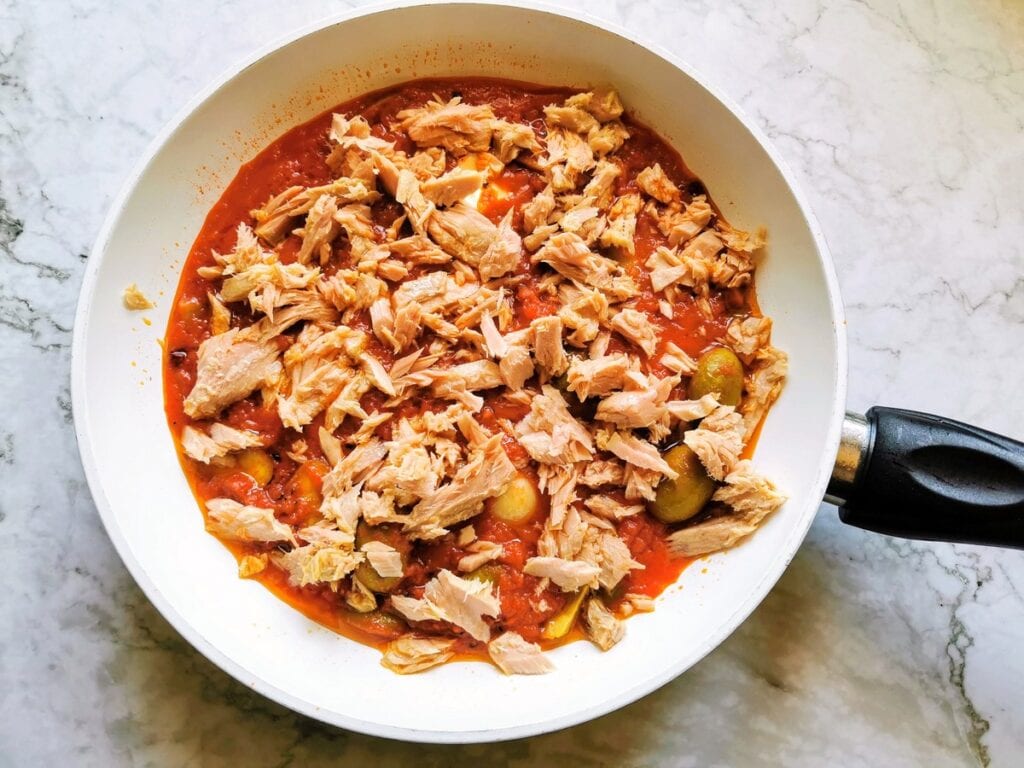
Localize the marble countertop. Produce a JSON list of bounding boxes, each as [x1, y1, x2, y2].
[[2, 0, 1022, 764]]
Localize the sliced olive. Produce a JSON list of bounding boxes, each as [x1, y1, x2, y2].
[[490, 473, 541, 526], [649, 445, 716, 524], [345, 609, 407, 640], [236, 448, 274, 486], [689, 346, 744, 406], [465, 564, 503, 587], [354, 521, 410, 593], [542, 587, 589, 640]]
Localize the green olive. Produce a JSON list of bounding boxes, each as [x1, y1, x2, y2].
[[465, 564, 503, 587], [689, 346, 744, 406], [490, 474, 541, 525], [649, 445, 716, 524], [354, 521, 410, 593], [345, 609, 407, 640]]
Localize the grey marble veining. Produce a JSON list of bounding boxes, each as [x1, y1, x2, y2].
[[1, 0, 1023, 765]]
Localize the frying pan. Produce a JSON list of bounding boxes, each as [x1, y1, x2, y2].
[[70, 0, 1024, 743]]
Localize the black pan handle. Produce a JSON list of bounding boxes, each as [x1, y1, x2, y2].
[[825, 407, 1024, 547]]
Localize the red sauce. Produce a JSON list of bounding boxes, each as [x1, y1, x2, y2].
[[163, 77, 761, 660]]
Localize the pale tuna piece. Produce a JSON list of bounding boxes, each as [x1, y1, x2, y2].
[[659, 342, 698, 376], [668, 460, 786, 557], [479, 313, 508, 358], [491, 119, 542, 163], [273, 545, 364, 586], [579, 459, 626, 488], [434, 359, 504, 392], [566, 88, 625, 122], [565, 353, 631, 400], [389, 235, 451, 265], [524, 556, 601, 591], [602, 432, 678, 479], [582, 160, 622, 209], [666, 393, 721, 422], [558, 285, 610, 346], [488, 632, 555, 675], [592, 531, 642, 590], [183, 327, 282, 419], [610, 308, 658, 356], [404, 435, 517, 539], [535, 232, 637, 301], [421, 167, 486, 207], [381, 635, 456, 675], [588, 121, 630, 157], [739, 346, 788, 441], [297, 520, 355, 548], [584, 597, 625, 651], [457, 540, 504, 572], [321, 438, 389, 498], [180, 423, 261, 464], [361, 540, 404, 578], [726, 316, 773, 363], [683, 405, 746, 481], [479, 209, 522, 280], [122, 283, 154, 310], [394, 167, 435, 234], [531, 315, 569, 377], [680, 229, 724, 265], [295, 194, 341, 265], [499, 332, 535, 389], [596, 375, 675, 428], [599, 193, 642, 254], [427, 203, 498, 265], [583, 494, 644, 520], [544, 103, 599, 134], [521, 184, 556, 233], [346, 577, 377, 612], [205, 498, 296, 545], [636, 163, 681, 204], [391, 569, 500, 641], [657, 195, 715, 247], [515, 384, 594, 464], [398, 97, 496, 155], [360, 352, 396, 396], [237, 554, 268, 578], [392, 301, 423, 352]]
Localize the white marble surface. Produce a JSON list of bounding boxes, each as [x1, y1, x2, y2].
[[1, 0, 1022, 764]]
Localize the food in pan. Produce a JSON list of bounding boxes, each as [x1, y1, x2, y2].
[[163, 78, 787, 675]]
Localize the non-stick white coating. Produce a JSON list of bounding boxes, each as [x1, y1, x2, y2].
[[72, 1, 846, 743]]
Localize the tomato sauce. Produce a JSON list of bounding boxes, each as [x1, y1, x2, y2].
[[164, 78, 760, 660]]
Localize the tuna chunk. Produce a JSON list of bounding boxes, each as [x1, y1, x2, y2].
[[584, 596, 625, 650], [183, 327, 282, 419], [488, 632, 555, 675], [491, 119, 542, 163], [381, 635, 456, 674], [478, 209, 522, 280], [398, 97, 496, 155], [535, 232, 637, 301], [391, 568, 500, 641], [739, 346, 788, 441], [726, 315, 773, 362], [595, 375, 675, 428], [583, 494, 644, 520], [683, 405, 745, 481], [420, 167, 486, 207], [523, 556, 600, 591], [404, 435, 517, 539], [531, 315, 568, 377], [515, 385, 594, 464], [273, 545, 364, 586], [636, 163, 680, 204], [181, 423, 261, 464], [599, 193, 642, 254], [295, 194, 341, 265], [610, 308, 658, 356], [427, 203, 497, 265], [602, 431, 678, 479], [361, 540, 404, 578], [565, 353, 631, 400], [205, 498, 295, 545]]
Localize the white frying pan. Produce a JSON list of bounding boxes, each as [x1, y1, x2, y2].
[[71, 1, 1024, 744]]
